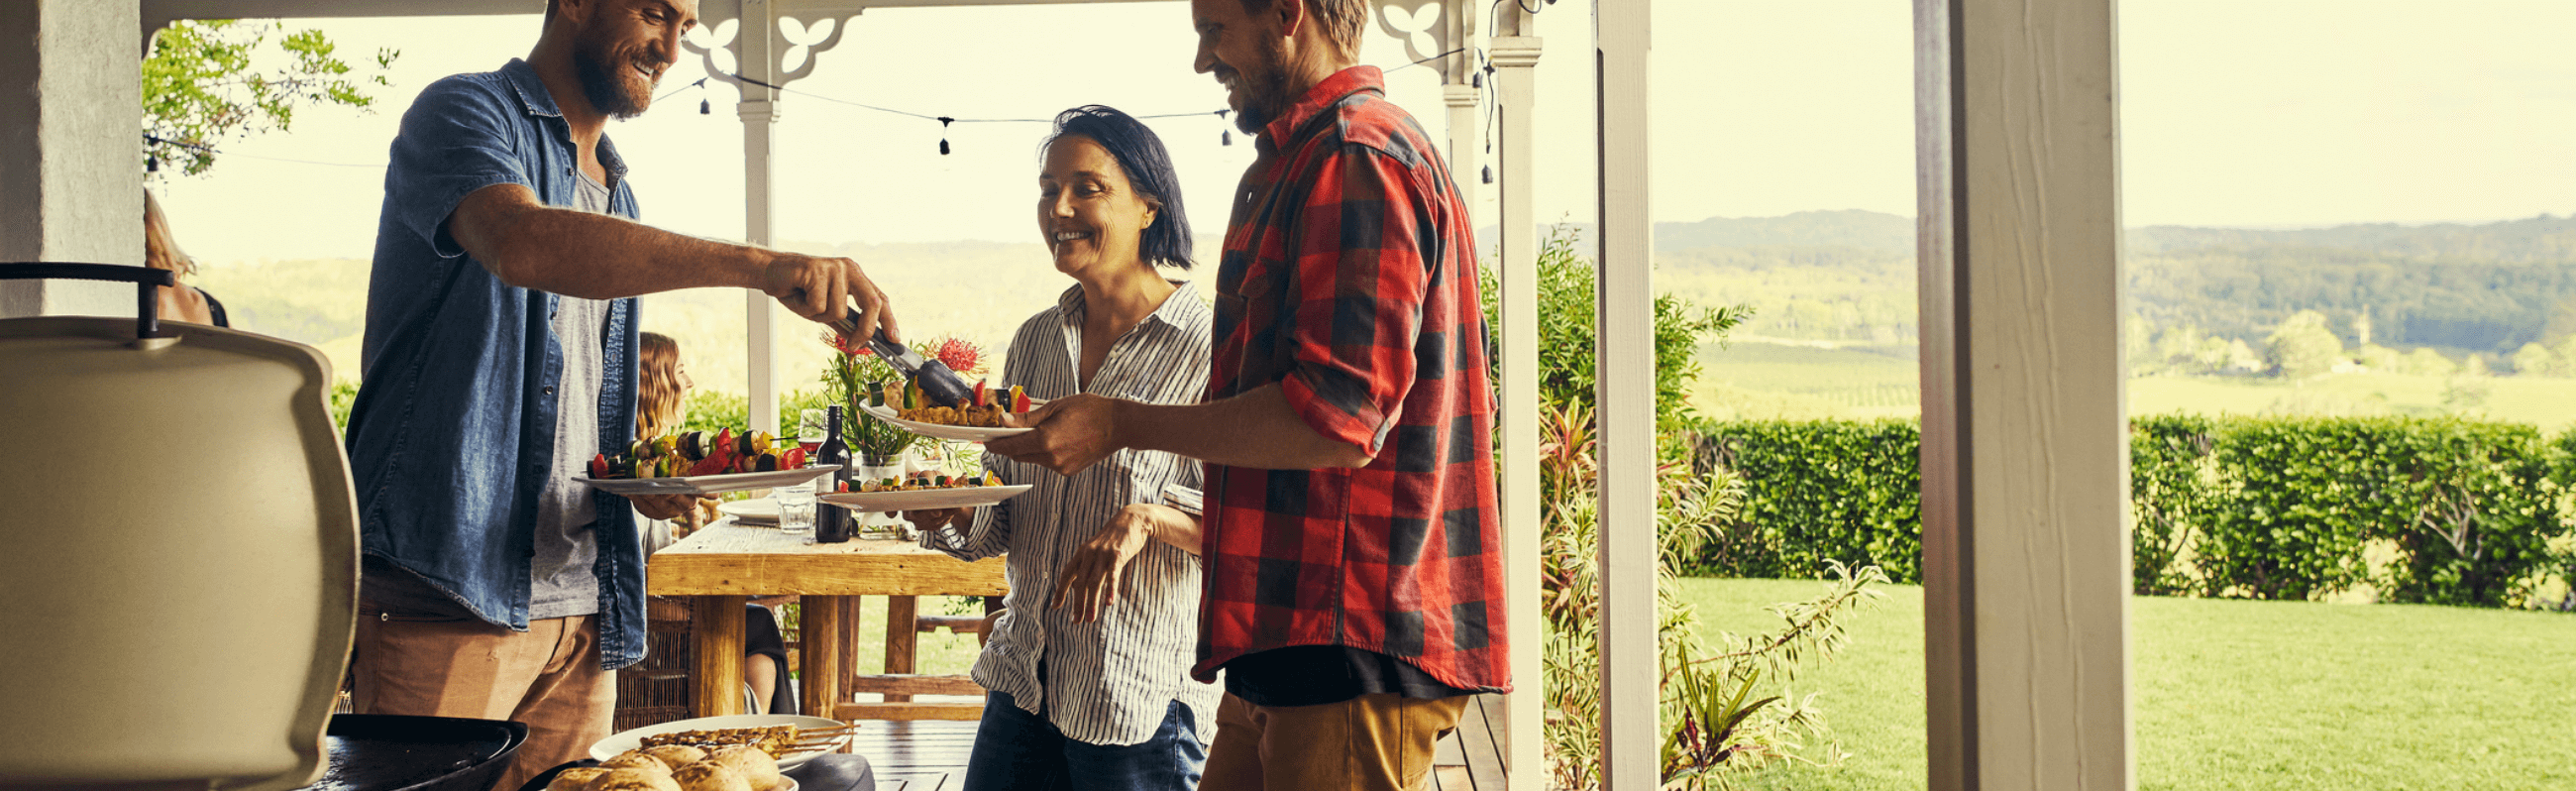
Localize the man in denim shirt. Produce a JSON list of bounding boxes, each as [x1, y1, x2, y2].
[[343, 1, 899, 784]]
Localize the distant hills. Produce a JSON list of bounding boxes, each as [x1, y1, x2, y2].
[[1603, 209, 2576, 356], [191, 209, 2576, 391]]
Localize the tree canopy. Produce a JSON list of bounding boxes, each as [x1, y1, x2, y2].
[[144, 20, 397, 176]]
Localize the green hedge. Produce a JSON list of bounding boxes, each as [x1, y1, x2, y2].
[[1694, 419, 1922, 583], [1694, 416, 2576, 610]]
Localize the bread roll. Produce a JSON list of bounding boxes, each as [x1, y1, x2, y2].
[[706, 745, 784, 791], [545, 767, 609, 791], [600, 750, 673, 775], [670, 761, 754, 791], [640, 744, 709, 768], [585, 766, 683, 791]]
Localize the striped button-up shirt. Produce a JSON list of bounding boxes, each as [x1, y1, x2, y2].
[[921, 281, 1220, 746]]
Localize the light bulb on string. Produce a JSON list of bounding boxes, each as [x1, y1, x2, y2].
[[1481, 166, 1492, 184], [147, 154, 160, 172], [1217, 109, 1233, 147], [938, 117, 954, 156]]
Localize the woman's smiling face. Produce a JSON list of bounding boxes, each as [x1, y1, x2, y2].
[[1038, 135, 1159, 279]]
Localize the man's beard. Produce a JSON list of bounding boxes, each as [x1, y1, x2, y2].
[[1227, 44, 1294, 135], [573, 35, 650, 120]]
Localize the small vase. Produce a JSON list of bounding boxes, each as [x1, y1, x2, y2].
[[856, 453, 908, 538]]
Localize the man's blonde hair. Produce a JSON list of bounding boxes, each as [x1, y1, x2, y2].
[[1242, 0, 1369, 59]]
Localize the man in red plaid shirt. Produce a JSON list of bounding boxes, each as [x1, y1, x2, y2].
[[990, 0, 1506, 787]]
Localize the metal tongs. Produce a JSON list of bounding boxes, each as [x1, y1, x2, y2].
[[834, 308, 974, 407]]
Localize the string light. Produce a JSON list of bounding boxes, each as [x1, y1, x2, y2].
[[937, 117, 953, 156]]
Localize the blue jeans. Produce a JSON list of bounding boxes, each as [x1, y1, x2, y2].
[[960, 690, 1205, 791]]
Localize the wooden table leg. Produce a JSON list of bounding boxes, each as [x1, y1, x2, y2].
[[693, 595, 747, 718], [842, 596, 866, 694], [800, 596, 843, 727], [884, 596, 917, 703]]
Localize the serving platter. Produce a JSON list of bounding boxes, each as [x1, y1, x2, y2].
[[576, 466, 839, 497], [588, 714, 852, 770], [817, 484, 1033, 512], [858, 398, 1046, 442]]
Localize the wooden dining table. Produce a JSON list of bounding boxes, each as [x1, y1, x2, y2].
[[647, 519, 1008, 722]]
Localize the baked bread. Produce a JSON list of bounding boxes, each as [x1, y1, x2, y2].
[[600, 750, 673, 776], [670, 761, 754, 791], [640, 745, 710, 768], [706, 745, 784, 791], [585, 766, 683, 791], [544, 767, 609, 791]]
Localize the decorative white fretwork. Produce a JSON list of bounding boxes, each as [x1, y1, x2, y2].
[[683, 10, 852, 89], [1374, 0, 1476, 85]]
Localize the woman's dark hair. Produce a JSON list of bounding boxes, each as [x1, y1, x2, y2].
[[1044, 105, 1194, 270]]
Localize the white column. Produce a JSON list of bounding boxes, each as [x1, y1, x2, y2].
[[1592, 0, 1657, 787], [0, 0, 143, 318], [1487, 21, 1544, 791], [1443, 84, 1480, 220], [738, 0, 781, 435], [1916, 0, 2131, 789]]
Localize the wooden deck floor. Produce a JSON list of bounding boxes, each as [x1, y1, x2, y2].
[[848, 694, 1508, 790]]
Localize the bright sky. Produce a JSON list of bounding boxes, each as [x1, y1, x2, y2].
[[157, 0, 2576, 265]]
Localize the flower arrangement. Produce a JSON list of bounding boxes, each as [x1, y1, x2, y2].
[[818, 329, 990, 464]]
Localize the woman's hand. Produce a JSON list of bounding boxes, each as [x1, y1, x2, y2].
[[903, 508, 968, 531], [1048, 504, 1176, 623]]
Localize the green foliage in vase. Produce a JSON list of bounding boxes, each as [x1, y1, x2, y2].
[[144, 20, 397, 176]]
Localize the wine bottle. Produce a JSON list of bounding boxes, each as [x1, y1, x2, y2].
[[815, 405, 855, 543]]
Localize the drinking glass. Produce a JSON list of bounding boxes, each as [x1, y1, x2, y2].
[[777, 480, 816, 538], [797, 408, 828, 455]]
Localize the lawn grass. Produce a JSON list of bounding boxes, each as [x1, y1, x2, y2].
[[1680, 578, 2576, 790], [1688, 340, 2576, 430]]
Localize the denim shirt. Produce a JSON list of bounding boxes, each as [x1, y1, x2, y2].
[[345, 58, 646, 669]]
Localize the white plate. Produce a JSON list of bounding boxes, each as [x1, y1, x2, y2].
[[577, 466, 839, 497], [589, 714, 851, 770], [719, 498, 781, 523], [857, 399, 1045, 442], [818, 484, 1033, 512]]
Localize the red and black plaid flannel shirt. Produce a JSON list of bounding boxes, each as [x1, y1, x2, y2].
[[1194, 66, 1508, 694]]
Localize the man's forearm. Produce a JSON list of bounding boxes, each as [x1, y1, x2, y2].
[[480, 205, 770, 299], [1113, 384, 1375, 470]]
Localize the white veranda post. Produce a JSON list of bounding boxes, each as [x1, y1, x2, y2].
[[1916, 0, 2131, 788], [1488, 5, 1545, 789], [685, 0, 851, 435], [1591, 0, 1659, 785]]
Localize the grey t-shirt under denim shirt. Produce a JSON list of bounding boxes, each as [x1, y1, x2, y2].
[[525, 170, 615, 621]]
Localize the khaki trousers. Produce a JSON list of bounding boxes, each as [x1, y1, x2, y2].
[[352, 611, 615, 791], [1201, 692, 1469, 791]]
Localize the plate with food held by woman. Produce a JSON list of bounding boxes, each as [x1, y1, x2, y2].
[[858, 381, 1045, 442]]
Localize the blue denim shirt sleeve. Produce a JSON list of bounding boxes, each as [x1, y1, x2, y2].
[[384, 76, 536, 260]]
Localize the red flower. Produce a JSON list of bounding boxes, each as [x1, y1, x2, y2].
[[823, 328, 872, 357], [933, 336, 983, 375]]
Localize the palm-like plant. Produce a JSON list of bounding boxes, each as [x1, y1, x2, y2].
[[1532, 398, 1886, 790]]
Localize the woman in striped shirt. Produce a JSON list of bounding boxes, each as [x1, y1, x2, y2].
[[906, 105, 1217, 791]]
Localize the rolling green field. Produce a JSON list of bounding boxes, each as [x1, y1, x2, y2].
[[1694, 341, 2576, 430], [1684, 578, 2576, 791]]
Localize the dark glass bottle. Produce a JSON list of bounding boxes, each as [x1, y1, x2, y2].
[[815, 405, 855, 543]]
